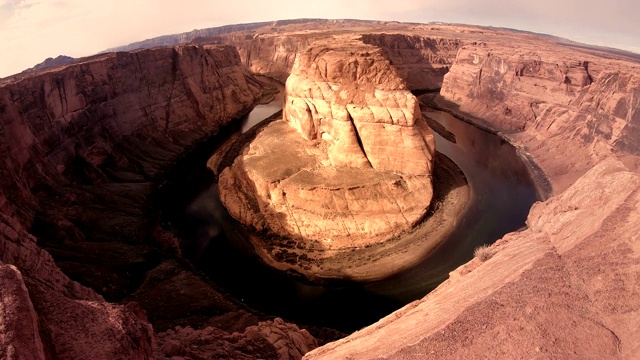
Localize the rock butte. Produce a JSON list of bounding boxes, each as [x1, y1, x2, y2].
[[0, 19, 639, 359], [215, 37, 438, 279]]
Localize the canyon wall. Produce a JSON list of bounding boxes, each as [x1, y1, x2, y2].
[[216, 37, 437, 280], [217, 29, 463, 88], [439, 42, 640, 191], [360, 33, 461, 90], [0, 44, 317, 359], [0, 44, 264, 300]]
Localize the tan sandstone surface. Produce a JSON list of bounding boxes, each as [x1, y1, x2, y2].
[[215, 37, 453, 281], [1, 18, 640, 359]]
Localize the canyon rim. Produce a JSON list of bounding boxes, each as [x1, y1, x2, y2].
[[1, 19, 639, 359]]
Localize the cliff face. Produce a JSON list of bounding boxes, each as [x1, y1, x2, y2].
[[439, 42, 640, 191], [216, 37, 437, 281], [360, 33, 462, 90], [0, 44, 272, 359], [1, 45, 260, 190], [215, 28, 463, 88], [225, 33, 321, 83], [0, 43, 264, 299]]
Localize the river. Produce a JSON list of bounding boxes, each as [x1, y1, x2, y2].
[[158, 102, 539, 332]]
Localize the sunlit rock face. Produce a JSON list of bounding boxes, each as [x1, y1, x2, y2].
[[283, 39, 436, 175], [218, 38, 436, 254]]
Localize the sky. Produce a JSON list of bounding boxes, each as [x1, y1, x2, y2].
[[1, 0, 639, 78]]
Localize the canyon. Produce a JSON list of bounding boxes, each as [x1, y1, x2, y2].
[[1, 19, 639, 359]]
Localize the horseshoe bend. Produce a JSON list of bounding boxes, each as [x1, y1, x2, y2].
[[1, 20, 640, 359]]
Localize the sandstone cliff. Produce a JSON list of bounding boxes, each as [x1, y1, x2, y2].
[[360, 33, 461, 90], [216, 37, 439, 280], [0, 44, 314, 359], [305, 157, 640, 359]]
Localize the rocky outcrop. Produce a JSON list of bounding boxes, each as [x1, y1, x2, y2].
[[282, 39, 436, 175], [30, 55, 76, 72], [216, 38, 438, 280], [157, 318, 317, 360], [0, 263, 45, 360]]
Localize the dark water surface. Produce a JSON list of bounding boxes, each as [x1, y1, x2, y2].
[[158, 103, 539, 332]]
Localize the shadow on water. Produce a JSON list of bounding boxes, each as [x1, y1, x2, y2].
[[158, 102, 539, 333]]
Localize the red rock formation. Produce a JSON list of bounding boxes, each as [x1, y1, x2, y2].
[[216, 37, 438, 281], [157, 318, 317, 360], [0, 263, 45, 360], [360, 33, 461, 90], [177, 21, 465, 89]]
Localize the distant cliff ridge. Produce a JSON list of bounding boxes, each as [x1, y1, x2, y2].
[[102, 19, 378, 53], [30, 55, 76, 71]]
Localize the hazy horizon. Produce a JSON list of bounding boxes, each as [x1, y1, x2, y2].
[[1, 0, 639, 78]]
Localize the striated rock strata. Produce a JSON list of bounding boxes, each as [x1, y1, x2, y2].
[[216, 38, 439, 280], [1, 44, 319, 359], [439, 41, 640, 192], [305, 158, 640, 359]]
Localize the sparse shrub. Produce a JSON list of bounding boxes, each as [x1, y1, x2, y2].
[[474, 244, 493, 262]]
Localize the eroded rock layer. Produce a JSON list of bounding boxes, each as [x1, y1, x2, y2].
[[305, 158, 640, 359], [217, 38, 436, 266], [0, 44, 320, 359]]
